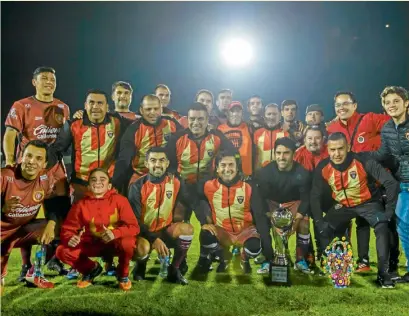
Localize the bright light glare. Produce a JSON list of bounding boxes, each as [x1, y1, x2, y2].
[[221, 38, 253, 67]]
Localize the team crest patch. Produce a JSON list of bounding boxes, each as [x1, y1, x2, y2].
[[237, 196, 244, 204], [350, 171, 357, 179], [107, 131, 114, 138], [40, 174, 48, 181], [33, 190, 45, 202], [54, 113, 64, 125], [406, 131, 409, 141], [57, 104, 65, 109], [334, 204, 343, 210], [166, 190, 172, 199], [357, 136, 365, 144], [207, 150, 214, 157]]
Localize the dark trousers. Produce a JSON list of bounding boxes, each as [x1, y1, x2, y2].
[[319, 201, 390, 274]]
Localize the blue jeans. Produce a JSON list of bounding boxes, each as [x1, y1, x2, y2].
[[396, 183, 409, 272]]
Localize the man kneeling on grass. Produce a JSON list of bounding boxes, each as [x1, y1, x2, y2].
[[56, 168, 139, 291], [128, 147, 194, 285], [196, 150, 273, 274]]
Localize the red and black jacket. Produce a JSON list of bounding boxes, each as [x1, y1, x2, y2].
[[112, 116, 182, 188], [48, 112, 131, 185], [128, 173, 187, 244], [167, 128, 237, 184], [311, 153, 399, 223]]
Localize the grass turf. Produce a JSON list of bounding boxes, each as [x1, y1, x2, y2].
[[1, 218, 408, 316]]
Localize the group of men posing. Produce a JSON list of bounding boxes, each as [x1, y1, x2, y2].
[[1, 66, 409, 293]]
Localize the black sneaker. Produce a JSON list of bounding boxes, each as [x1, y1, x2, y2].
[[196, 256, 212, 273], [179, 258, 189, 276], [132, 260, 147, 281], [396, 272, 409, 284], [167, 265, 188, 285], [377, 273, 395, 289], [17, 264, 32, 282], [240, 260, 251, 274], [77, 263, 103, 288], [389, 270, 401, 282], [47, 257, 69, 275], [216, 260, 229, 273]]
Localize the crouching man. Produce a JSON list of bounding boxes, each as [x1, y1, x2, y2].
[[56, 168, 139, 291], [128, 147, 194, 285]]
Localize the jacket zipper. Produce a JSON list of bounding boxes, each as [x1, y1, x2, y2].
[[195, 140, 202, 182], [97, 125, 101, 166], [154, 127, 158, 146], [270, 130, 273, 161], [340, 172, 351, 208], [156, 183, 163, 231], [227, 187, 235, 233]]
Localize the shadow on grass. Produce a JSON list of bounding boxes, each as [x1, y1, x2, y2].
[[215, 273, 233, 284], [147, 266, 160, 275], [188, 266, 210, 282], [235, 274, 252, 285]]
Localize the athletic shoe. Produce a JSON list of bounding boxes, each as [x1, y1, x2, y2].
[[232, 246, 241, 256], [17, 264, 32, 282], [257, 262, 270, 274], [254, 254, 266, 265], [132, 260, 147, 281], [216, 260, 229, 273], [25, 269, 54, 289], [105, 263, 117, 277], [241, 260, 251, 274], [377, 273, 395, 289], [167, 265, 188, 285], [196, 256, 212, 273], [66, 268, 80, 280], [118, 277, 132, 291], [179, 258, 188, 276], [77, 263, 103, 289], [294, 259, 314, 274], [396, 272, 409, 284], [306, 253, 315, 265], [355, 259, 371, 273], [46, 257, 69, 276]]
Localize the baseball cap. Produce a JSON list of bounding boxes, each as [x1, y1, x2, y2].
[[228, 101, 243, 111], [306, 104, 323, 115]]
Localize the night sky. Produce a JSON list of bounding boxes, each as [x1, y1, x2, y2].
[[2, 1, 409, 127]]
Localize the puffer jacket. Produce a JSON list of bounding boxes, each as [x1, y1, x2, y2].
[[371, 115, 409, 183]]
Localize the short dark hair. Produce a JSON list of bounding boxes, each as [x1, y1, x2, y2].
[[85, 89, 109, 103], [304, 125, 324, 138], [112, 81, 133, 94], [33, 66, 55, 79], [23, 140, 48, 161], [88, 168, 111, 183], [247, 95, 263, 106], [265, 103, 279, 113], [281, 100, 298, 111], [327, 132, 347, 143], [215, 149, 242, 174], [334, 91, 357, 103], [155, 84, 171, 94], [187, 102, 209, 117], [195, 89, 214, 103], [274, 137, 296, 153], [217, 89, 233, 98], [140, 94, 161, 108], [381, 86, 409, 103], [146, 146, 168, 160]]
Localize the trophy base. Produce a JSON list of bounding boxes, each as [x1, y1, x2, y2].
[[269, 262, 291, 286]]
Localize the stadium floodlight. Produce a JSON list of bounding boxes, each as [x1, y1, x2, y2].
[[221, 38, 253, 67]]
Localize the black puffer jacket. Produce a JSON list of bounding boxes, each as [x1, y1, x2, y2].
[[371, 115, 409, 183]]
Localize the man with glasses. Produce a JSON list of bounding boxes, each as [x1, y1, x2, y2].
[[327, 91, 392, 273]]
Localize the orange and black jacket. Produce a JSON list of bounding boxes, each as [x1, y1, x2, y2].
[[253, 124, 290, 170], [112, 116, 181, 188], [162, 107, 182, 120], [311, 153, 399, 223], [196, 175, 273, 260], [48, 112, 131, 185], [127, 173, 187, 244], [60, 189, 139, 245], [167, 129, 237, 184], [217, 122, 254, 176]]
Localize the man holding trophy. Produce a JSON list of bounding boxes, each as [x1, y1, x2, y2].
[[253, 137, 313, 278]]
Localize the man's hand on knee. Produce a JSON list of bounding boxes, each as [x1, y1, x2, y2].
[[152, 238, 169, 257], [40, 220, 56, 245]]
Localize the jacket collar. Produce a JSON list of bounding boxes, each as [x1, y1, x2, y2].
[[84, 188, 117, 199], [339, 111, 361, 127], [217, 173, 241, 187], [147, 172, 168, 184], [83, 111, 112, 126], [330, 152, 354, 172]]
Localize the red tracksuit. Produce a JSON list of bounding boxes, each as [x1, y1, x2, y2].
[[56, 189, 139, 278]]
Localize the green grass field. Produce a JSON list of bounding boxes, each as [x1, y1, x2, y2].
[[1, 218, 408, 316]]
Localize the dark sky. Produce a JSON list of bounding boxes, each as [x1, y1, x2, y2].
[[2, 1, 409, 125]]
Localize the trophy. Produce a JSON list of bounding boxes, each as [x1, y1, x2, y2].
[[269, 206, 294, 286]]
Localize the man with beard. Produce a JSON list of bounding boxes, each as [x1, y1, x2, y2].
[[304, 104, 327, 141], [167, 102, 236, 222], [3, 66, 70, 279], [111, 81, 141, 121], [155, 84, 181, 120], [311, 132, 398, 288], [253, 104, 289, 170], [112, 94, 182, 189], [128, 147, 193, 285], [217, 101, 253, 177], [370, 86, 409, 283], [327, 91, 391, 272], [280, 100, 305, 148], [254, 137, 313, 274], [247, 95, 264, 129], [195, 151, 272, 274]]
